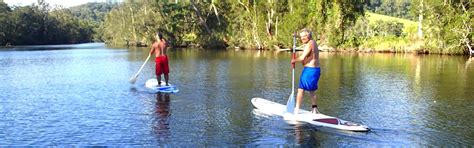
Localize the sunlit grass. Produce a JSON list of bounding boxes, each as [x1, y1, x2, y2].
[[361, 36, 418, 52], [367, 12, 417, 27], [361, 12, 422, 52], [366, 12, 418, 37]]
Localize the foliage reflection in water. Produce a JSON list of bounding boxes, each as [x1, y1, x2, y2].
[[0, 45, 473, 146]]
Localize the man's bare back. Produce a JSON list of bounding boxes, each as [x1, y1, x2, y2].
[[150, 33, 170, 86], [152, 39, 168, 57]]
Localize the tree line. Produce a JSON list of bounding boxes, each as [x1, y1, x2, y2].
[[0, 0, 115, 46], [101, 0, 366, 50], [101, 0, 471, 54], [0, 0, 472, 54]]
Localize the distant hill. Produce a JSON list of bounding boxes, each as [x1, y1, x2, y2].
[[367, 12, 418, 37], [367, 12, 417, 27], [69, 2, 120, 22], [364, 0, 414, 21], [67, 2, 120, 42]]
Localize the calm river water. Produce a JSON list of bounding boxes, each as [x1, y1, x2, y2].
[[1, 43, 473, 146]]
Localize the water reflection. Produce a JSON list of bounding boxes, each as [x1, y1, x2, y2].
[[293, 123, 306, 145], [1, 46, 474, 146], [152, 93, 171, 142], [465, 56, 474, 70]]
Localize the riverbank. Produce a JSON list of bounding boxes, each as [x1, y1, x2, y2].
[[3, 41, 467, 56], [271, 39, 468, 55]]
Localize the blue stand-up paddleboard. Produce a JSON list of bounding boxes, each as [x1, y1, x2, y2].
[[251, 97, 369, 132], [145, 79, 179, 93]]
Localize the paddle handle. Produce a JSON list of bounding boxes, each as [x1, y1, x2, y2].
[[292, 32, 297, 69]]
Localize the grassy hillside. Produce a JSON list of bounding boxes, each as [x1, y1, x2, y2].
[[367, 12, 417, 27], [360, 12, 422, 53], [367, 12, 418, 37]]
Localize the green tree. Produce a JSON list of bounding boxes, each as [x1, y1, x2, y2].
[[0, 1, 12, 45], [365, 0, 413, 20], [1, 1, 97, 45], [412, 0, 472, 54], [324, 0, 365, 47]]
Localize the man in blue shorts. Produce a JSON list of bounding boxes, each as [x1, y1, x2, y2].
[[291, 28, 321, 115]]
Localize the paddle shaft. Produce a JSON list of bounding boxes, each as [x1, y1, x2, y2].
[[136, 54, 151, 76], [130, 53, 151, 83], [292, 32, 296, 95], [286, 32, 297, 113]]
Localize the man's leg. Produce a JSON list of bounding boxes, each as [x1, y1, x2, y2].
[[163, 56, 169, 86], [157, 74, 161, 86], [294, 88, 305, 115], [164, 74, 169, 86], [156, 57, 162, 86], [309, 91, 319, 114]]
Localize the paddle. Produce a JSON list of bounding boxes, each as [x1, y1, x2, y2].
[[286, 32, 297, 113], [129, 53, 151, 84]]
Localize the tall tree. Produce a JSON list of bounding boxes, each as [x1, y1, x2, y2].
[[0, 1, 12, 45], [413, 0, 472, 54]]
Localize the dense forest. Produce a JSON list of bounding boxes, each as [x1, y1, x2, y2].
[[0, 0, 116, 45], [0, 0, 472, 54]]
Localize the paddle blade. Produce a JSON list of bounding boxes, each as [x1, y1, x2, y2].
[[286, 94, 295, 114], [129, 74, 138, 84]]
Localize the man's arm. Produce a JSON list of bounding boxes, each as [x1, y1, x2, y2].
[[149, 44, 155, 55], [292, 40, 314, 63]]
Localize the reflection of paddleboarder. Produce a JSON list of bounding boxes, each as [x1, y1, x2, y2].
[[152, 92, 171, 137], [293, 123, 305, 144], [293, 123, 319, 145]]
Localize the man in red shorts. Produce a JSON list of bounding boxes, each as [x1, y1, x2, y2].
[[149, 32, 170, 86]]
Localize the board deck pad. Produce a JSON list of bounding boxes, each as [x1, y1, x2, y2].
[[251, 97, 369, 132], [145, 79, 179, 93]]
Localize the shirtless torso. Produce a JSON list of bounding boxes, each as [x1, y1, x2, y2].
[[301, 39, 320, 68], [291, 30, 322, 115], [151, 39, 168, 57], [150, 35, 170, 85]]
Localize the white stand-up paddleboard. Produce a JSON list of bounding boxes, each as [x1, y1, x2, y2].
[[251, 97, 369, 132], [145, 79, 179, 93]]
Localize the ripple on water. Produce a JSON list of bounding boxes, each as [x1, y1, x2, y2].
[[1, 48, 474, 146]]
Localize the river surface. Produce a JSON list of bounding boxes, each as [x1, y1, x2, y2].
[[1, 43, 473, 146]]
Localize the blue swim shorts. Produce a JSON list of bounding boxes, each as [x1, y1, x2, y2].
[[299, 67, 321, 91]]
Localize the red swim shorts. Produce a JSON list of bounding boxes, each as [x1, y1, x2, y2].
[[155, 55, 169, 75]]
